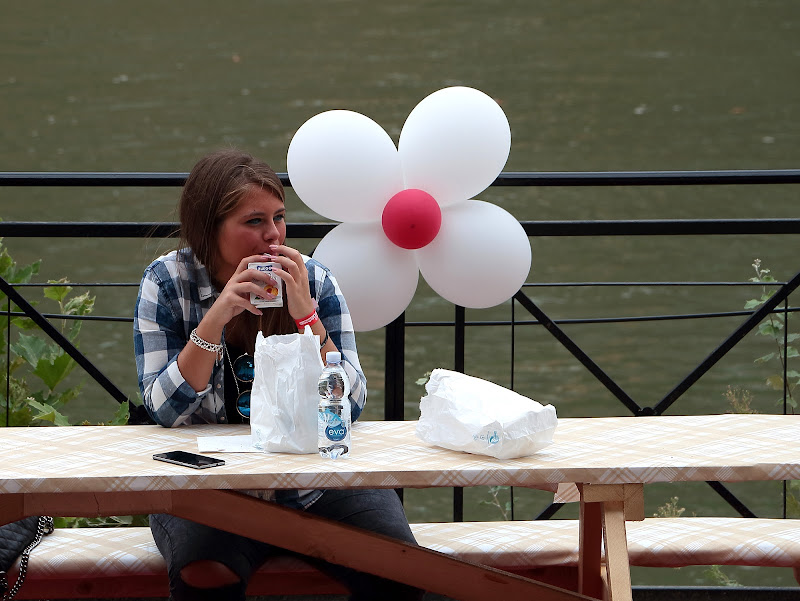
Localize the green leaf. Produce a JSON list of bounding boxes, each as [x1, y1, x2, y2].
[[63, 292, 94, 316], [754, 353, 775, 364], [66, 319, 83, 343], [776, 396, 799, 409], [786, 334, 800, 343], [766, 375, 785, 391], [786, 370, 800, 380], [758, 322, 783, 337], [44, 279, 71, 303], [0, 401, 34, 427], [12, 260, 41, 284], [0, 249, 12, 279], [33, 352, 76, 390], [27, 399, 71, 426], [109, 401, 130, 426], [744, 299, 763, 310], [10, 333, 52, 367], [786, 347, 799, 358], [50, 383, 82, 409], [10, 316, 39, 331]]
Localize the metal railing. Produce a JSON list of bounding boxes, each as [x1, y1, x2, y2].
[[3, 169, 800, 528]]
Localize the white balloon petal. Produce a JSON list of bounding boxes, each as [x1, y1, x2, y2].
[[417, 201, 531, 308], [313, 222, 419, 331], [287, 110, 403, 223], [399, 87, 511, 207]]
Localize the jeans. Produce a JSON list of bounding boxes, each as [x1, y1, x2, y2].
[[150, 488, 425, 601]]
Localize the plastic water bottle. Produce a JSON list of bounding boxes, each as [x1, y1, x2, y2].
[[318, 351, 351, 459]]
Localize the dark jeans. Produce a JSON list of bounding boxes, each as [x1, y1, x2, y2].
[[150, 488, 425, 601]]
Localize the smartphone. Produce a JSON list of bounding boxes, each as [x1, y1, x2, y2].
[[153, 450, 226, 469]]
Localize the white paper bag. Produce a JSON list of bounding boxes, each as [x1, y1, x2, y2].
[[416, 368, 557, 459], [250, 326, 323, 453]]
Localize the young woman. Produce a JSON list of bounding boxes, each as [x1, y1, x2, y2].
[[134, 149, 422, 601]]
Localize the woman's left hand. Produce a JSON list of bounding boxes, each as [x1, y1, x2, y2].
[[267, 244, 316, 322]]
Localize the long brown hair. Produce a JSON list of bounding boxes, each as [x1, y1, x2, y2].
[[178, 148, 296, 351]]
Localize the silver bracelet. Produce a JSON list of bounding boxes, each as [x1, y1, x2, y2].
[[319, 330, 330, 348], [190, 328, 223, 361]]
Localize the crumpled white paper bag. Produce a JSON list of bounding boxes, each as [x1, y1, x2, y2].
[[416, 368, 557, 459], [250, 327, 323, 454]]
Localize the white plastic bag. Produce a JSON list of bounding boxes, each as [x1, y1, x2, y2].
[[416, 368, 557, 459], [250, 326, 323, 454]]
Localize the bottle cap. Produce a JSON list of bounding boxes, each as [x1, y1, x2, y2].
[[325, 351, 341, 364]]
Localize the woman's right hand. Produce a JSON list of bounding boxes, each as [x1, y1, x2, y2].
[[178, 254, 276, 392], [203, 254, 277, 332]]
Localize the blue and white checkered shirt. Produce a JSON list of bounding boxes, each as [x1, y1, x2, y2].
[[134, 248, 367, 429]]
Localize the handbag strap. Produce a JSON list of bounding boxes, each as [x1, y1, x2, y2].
[[0, 516, 54, 601]]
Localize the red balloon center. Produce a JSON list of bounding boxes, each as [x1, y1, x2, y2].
[[381, 189, 442, 250]]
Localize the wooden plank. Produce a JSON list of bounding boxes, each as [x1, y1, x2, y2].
[[578, 499, 604, 599], [0, 493, 24, 525], [170, 489, 594, 601], [20, 491, 175, 518], [621, 484, 644, 521], [581, 483, 625, 503], [602, 501, 632, 601], [580, 483, 643, 519]]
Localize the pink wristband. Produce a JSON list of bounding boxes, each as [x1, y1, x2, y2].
[[295, 310, 319, 329]]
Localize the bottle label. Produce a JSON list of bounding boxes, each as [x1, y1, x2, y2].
[[320, 410, 348, 442], [325, 415, 347, 442]]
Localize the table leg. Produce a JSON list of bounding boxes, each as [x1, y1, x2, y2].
[[171, 489, 594, 601], [578, 483, 643, 601], [601, 500, 632, 601], [578, 500, 604, 599]]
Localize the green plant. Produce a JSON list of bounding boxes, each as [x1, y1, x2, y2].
[[742, 261, 800, 518], [703, 564, 741, 587], [745, 259, 799, 411], [652, 496, 685, 518], [54, 514, 149, 528], [479, 486, 514, 520], [0, 235, 119, 426], [723, 385, 758, 414], [787, 481, 800, 518], [415, 371, 432, 387]]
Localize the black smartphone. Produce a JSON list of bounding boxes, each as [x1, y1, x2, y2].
[[153, 450, 226, 469]]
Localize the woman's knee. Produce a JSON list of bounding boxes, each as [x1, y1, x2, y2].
[[179, 559, 240, 588]]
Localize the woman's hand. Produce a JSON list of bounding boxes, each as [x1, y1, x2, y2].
[[178, 255, 277, 393], [203, 254, 279, 331], [266, 244, 316, 322]]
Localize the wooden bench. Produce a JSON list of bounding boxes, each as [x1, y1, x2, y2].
[[10, 517, 800, 599]]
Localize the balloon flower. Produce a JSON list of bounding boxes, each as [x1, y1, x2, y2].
[[287, 86, 531, 331]]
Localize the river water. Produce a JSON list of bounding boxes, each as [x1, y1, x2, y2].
[[2, 0, 800, 587]]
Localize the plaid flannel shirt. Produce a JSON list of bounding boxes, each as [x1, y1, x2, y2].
[[134, 248, 367, 429]]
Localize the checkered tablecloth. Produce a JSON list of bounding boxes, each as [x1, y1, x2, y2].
[[2, 414, 799, 495]]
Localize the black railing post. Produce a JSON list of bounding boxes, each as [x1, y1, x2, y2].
[[384, 312, 406, 421], [4, 297, 10, 426], [454, 305, 465, 373], [453, 305, 466, 522]]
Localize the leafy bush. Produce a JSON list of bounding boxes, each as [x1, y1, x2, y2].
[[0, 236, 128, 427]]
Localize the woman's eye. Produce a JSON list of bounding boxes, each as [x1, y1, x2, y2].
[[246, 218, 262, 225], [274, 214, 285, 223]]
